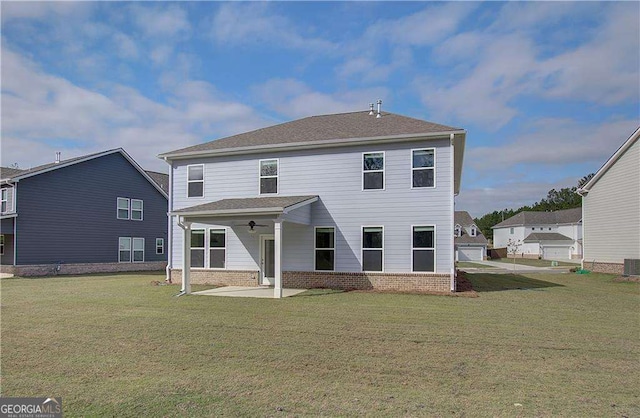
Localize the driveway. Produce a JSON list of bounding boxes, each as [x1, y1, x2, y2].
[[461, 260, 572, 274]]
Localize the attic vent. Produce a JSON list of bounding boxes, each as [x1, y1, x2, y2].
[[55, 151, 61, 164], [376, 99, 382, 118], [369, 103, 374, 115], [624, 259, 640, 276]]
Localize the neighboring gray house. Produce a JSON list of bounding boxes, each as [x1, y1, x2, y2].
[[492, 208, 582, 260], [454, 211, 487, 261], [0, 148, 168, 276], [578, 127, 640, 274], [159, 109, 466, 297]]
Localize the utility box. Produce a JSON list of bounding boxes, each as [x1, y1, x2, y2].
[[623, 259, 640, 276]]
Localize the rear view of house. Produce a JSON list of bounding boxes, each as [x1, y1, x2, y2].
[[578, 127, 640, 274], [159, 108, 466, 297], [0, 148, 168, 276]]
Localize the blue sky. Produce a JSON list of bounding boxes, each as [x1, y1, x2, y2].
[[1, 1, 638, 216]]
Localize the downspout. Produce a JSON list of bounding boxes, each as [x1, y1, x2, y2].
[[175, 216, 189, 297], [13, 181, 18, 266], [576, 188, 587, 270], [450, 133, 456, 292], [165, 157, 173, 283]]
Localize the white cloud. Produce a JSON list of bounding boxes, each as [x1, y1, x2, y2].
[[253, 78, 388, 119], [468, 118, 640, 171], [0, 1, 92, 23], [0, 48, 268, 172], [129, 3, 191, 38], [210, 3, 335, 52]]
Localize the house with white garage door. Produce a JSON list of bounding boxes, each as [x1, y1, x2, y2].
[[578, 126, 639, 274], [454, 211, 487, 261], [492, 208, 582, 260]]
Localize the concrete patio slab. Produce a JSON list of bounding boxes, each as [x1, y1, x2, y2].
[[192, 286, 307, 298]]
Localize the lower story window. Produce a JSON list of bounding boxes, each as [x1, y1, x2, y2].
[[119, 237, 145, 263], [209, 229, 226, 269], [362, 226, 383, 272], [190, 229, 205, 268], [413, 226, 435, 272], [315, 227, 335, 271], [156, 238, 164, 255]]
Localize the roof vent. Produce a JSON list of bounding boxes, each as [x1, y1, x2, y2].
[[368, 103, 374, 115], [55, 152, 61, 164], [376, 99, 382, 118]]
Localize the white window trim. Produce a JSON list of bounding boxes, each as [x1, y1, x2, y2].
[[470, 225, 477, 237], [131, 199, 144, 221], [314, 226, 336, 272], [0, 234, 4, 256], [117, 197, 130, 220], [132, 237, 145, 263], [454, 224, 462, 237], [361, 225, 384, 272], [258, 158, 279, 195], [362, 152, 385, 191], [118, 237, 132, 263], [0, 189, 7, 214], [156, 238, 164, 255], [411, 148, 436, 189], [187, 164, 205, 199], [411, 224, 436, 273], [208, 228, 228, 270]]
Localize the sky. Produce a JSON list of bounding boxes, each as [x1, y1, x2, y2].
[[1, 1, 638, 217]]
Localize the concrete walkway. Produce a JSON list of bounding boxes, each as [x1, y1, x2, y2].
[[0, 273, 14, 279], [462, 260, 574, 274], [192, 286, 307, 298]]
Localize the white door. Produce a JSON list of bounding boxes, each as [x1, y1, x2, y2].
[[458, 247, 483, 261], [542, 246, 571, 260], [260, 235, 275, 285]]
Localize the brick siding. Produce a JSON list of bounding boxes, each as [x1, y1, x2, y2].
[[583, 261, 624, 275], [170, 269, 453, 293]]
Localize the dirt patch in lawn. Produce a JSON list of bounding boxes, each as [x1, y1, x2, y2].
[[613, 276, 640, 282]]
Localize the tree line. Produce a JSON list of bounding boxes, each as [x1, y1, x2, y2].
[[473, 174, 594, 238]]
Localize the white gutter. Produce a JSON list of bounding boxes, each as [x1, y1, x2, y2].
[[13, 182, 18, 266], [158, 131, 466, 160], [449, 133, 456, 292], [165, 157, 173, 283], [170, 208, 285, 217]]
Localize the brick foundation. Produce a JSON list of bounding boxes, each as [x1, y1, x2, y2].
[[583, 261, 624, 275], [169, 269, 260, 286], [170, 269, 453, 293], [5, 261, 167, 277]]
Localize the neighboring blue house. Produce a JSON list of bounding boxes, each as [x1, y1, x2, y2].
[[159, 108, 466, 297], [0, 148, 168, 276]]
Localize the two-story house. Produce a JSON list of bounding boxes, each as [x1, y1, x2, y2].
[[0, 148, 168, 276], [454, 211, 487, 261], [159, 109, 466, 297], [492, 207, 582, 260]]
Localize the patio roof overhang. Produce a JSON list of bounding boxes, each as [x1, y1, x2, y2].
[[170, 195, 318, 218]]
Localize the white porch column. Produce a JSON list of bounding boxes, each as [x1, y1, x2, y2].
[[274, 219, 283, 299], [181, 220, 192, 294]]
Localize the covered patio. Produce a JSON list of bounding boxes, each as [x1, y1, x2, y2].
[[170, 195, 318, 299], [192, 286, 307, 298]]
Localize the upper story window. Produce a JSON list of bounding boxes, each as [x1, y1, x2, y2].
[[1, 189, 8, 213], [362, 226, 383, 271], [363, 152, 384, 190], [454, 224, 462, 237], [187, 165, 204, 198], [412, 149, 435, 188], [259, 159, 278, 194], [470, 226, 477, 237], [117, 198, 143, 221]]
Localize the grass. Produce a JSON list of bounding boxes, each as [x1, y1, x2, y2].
[[455, 261, 493, 269], [489, 258, 579, 267], [1, 272, 639, 416]]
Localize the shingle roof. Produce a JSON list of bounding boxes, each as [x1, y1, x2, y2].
[[0, 167, 27, 179], [523, 232, 573, 242], [145, 171, 169, 193], [173, 195, 318, 216], [492, 207, 582, 228], [0, 150, 112, 181], [454, 210, 488, 245], [160, 111, 462, 157]]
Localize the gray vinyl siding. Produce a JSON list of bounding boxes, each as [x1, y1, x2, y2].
[[171, 139, 453, 274], [583, 138, 640, 263], [15, 153, 168, 265], [1, 217, 15, 264]]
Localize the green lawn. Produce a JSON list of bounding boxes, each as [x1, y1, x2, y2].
[[490, 258, 579, 267], [1, 272, 638, 416]]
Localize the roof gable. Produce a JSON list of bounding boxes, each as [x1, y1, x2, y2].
[[493, 207, 582, 228]]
